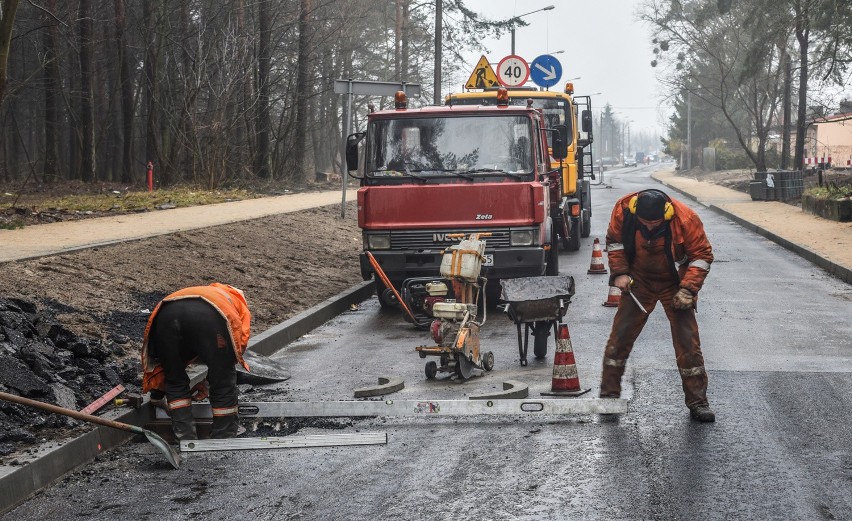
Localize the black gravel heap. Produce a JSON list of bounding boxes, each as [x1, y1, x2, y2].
[[0, 297, 141, 456]]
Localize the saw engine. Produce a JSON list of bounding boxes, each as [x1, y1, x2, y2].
[[412, 234, 495, 380]]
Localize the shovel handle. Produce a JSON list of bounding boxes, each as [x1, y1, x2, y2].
[[0, 391, 143, 435]]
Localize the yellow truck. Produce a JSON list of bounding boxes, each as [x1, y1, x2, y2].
[[446, 84, 595, 251]]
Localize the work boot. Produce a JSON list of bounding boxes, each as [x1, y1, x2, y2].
[[170, 407, 198, 441], [211, 414, 241, 439], [689, 404, 716, 423]]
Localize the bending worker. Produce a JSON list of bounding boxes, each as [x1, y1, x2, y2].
[[600, 189, 715, 422], [142, 283, 251, 440]]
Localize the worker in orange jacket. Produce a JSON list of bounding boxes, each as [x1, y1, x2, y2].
[[601, 189, 715, 422], [142, 283, 251, 440]]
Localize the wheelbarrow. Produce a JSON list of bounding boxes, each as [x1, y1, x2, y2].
[[500, 275, 575, 366]]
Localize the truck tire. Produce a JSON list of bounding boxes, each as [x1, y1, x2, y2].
[[581, 209, 591, 238]]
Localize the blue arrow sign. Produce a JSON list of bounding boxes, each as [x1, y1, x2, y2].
[[530, 54, 563, 88]]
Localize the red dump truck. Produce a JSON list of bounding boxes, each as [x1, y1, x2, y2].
[[346, 89, 568, 307]]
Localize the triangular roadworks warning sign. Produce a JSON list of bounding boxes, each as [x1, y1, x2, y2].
[[465, 55, 499, 89]]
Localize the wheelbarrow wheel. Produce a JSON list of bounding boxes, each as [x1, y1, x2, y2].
[[533, 322, 551, 359]]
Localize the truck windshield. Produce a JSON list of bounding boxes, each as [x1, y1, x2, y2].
[[366, 115, 535, 178], [451, 96, 573, 144]]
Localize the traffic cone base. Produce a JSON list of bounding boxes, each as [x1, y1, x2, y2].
[[541, 324, 590, 398], [587, 238, 608, 274], [602, 286, 621, 307]]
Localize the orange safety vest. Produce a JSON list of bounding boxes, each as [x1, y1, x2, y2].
[[141, 283, 251, 393]]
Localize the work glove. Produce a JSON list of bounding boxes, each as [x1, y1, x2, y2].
[[191, 380, 210, 402], [672, 288, 694, 310], [613, 274, 632, 292], [148, 389, 168, 410]]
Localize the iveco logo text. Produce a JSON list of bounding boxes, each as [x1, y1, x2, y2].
[[476, 214, 493, 220], [433, 233, 463, 242]]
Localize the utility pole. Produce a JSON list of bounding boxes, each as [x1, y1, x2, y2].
[[433, 0, 442, 105], [686, 90, 692, 170]]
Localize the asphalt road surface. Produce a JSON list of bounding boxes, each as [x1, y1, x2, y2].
[[4, 165, 851, 521]]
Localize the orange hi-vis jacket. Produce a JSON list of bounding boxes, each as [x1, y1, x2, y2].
[[142, 283, 251, 393], [605, 193, 713, 295]]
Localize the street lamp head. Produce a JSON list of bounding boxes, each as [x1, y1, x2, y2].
[[544, 5, 555, 10]]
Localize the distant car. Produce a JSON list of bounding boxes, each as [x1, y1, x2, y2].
[[624, 157, 637, 167]]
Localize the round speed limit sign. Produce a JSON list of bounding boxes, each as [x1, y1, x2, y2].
[[497, 55, 530, 87]]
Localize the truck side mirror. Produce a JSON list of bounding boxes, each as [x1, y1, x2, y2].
[[581, 110, 592, 133], [551, 124, 568, 160], [345, 132, 365, 172]]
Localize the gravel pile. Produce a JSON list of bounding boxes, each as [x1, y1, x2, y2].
[[0, 297, 141, 456]]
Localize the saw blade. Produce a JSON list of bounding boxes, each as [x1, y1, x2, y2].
[[457, 354, 475, 379]]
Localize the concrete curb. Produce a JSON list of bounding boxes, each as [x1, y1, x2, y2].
[[0, 279, 376, 516], [654, 176, 852, 285]]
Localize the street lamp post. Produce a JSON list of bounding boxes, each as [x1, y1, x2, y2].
[[510, 5, 555, 55]]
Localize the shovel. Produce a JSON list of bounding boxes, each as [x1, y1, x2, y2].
[[0, 391, 180, 469]]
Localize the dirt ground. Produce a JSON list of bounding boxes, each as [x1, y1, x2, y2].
[[0, 202, 362, 343]]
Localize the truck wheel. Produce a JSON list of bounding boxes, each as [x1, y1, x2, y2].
[[565, 218, 581, 252], [581, 210, 591, 238]]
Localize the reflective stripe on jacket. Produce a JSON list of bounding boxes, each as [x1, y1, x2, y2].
[[141, 283, 251, 393], [605, 192, 713, 294]]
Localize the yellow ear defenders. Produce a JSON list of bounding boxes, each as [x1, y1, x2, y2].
[[628, 190, 675, 220]]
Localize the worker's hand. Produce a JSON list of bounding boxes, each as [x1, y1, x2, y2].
[[191, 380, 210, 401], [673, 288, 695, 310], [613, 275, 632, 292], [148, 390, 168, 410]]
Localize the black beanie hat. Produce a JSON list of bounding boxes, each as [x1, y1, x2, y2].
[[635, 191, 667, 220]]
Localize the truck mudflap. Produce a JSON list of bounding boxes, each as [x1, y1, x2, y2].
[[360, 247, 546, 283]]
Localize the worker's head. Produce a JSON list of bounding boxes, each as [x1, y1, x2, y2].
[[632, 190, 672, 230]]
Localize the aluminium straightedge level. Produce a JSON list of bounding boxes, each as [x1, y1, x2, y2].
[[180, 432, 388, 452], [157, 398, 629, 420]]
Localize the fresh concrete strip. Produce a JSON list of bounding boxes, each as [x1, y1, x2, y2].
[[249, 281, 375, 356], [0, 279, 376, 516]]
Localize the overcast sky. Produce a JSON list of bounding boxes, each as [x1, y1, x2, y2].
[[453, 0, 668, 138]]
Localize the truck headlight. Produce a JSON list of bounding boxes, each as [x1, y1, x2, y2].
[[366, 233, 391, 250], [510, 229, 535, 246]]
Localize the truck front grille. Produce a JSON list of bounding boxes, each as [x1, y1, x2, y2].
[[390, 228, 513, 250]]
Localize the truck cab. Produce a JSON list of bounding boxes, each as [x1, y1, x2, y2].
[[347, 90, 567, 307], [446, 84, 595, 252]]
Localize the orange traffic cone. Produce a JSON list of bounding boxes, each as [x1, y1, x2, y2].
[[587, 238, 608, 274], [602, 286, 621, 307], [541, 324, 590, 397]]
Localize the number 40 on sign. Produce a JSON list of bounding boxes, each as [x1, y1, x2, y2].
[[497, 55, 530, 87]]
